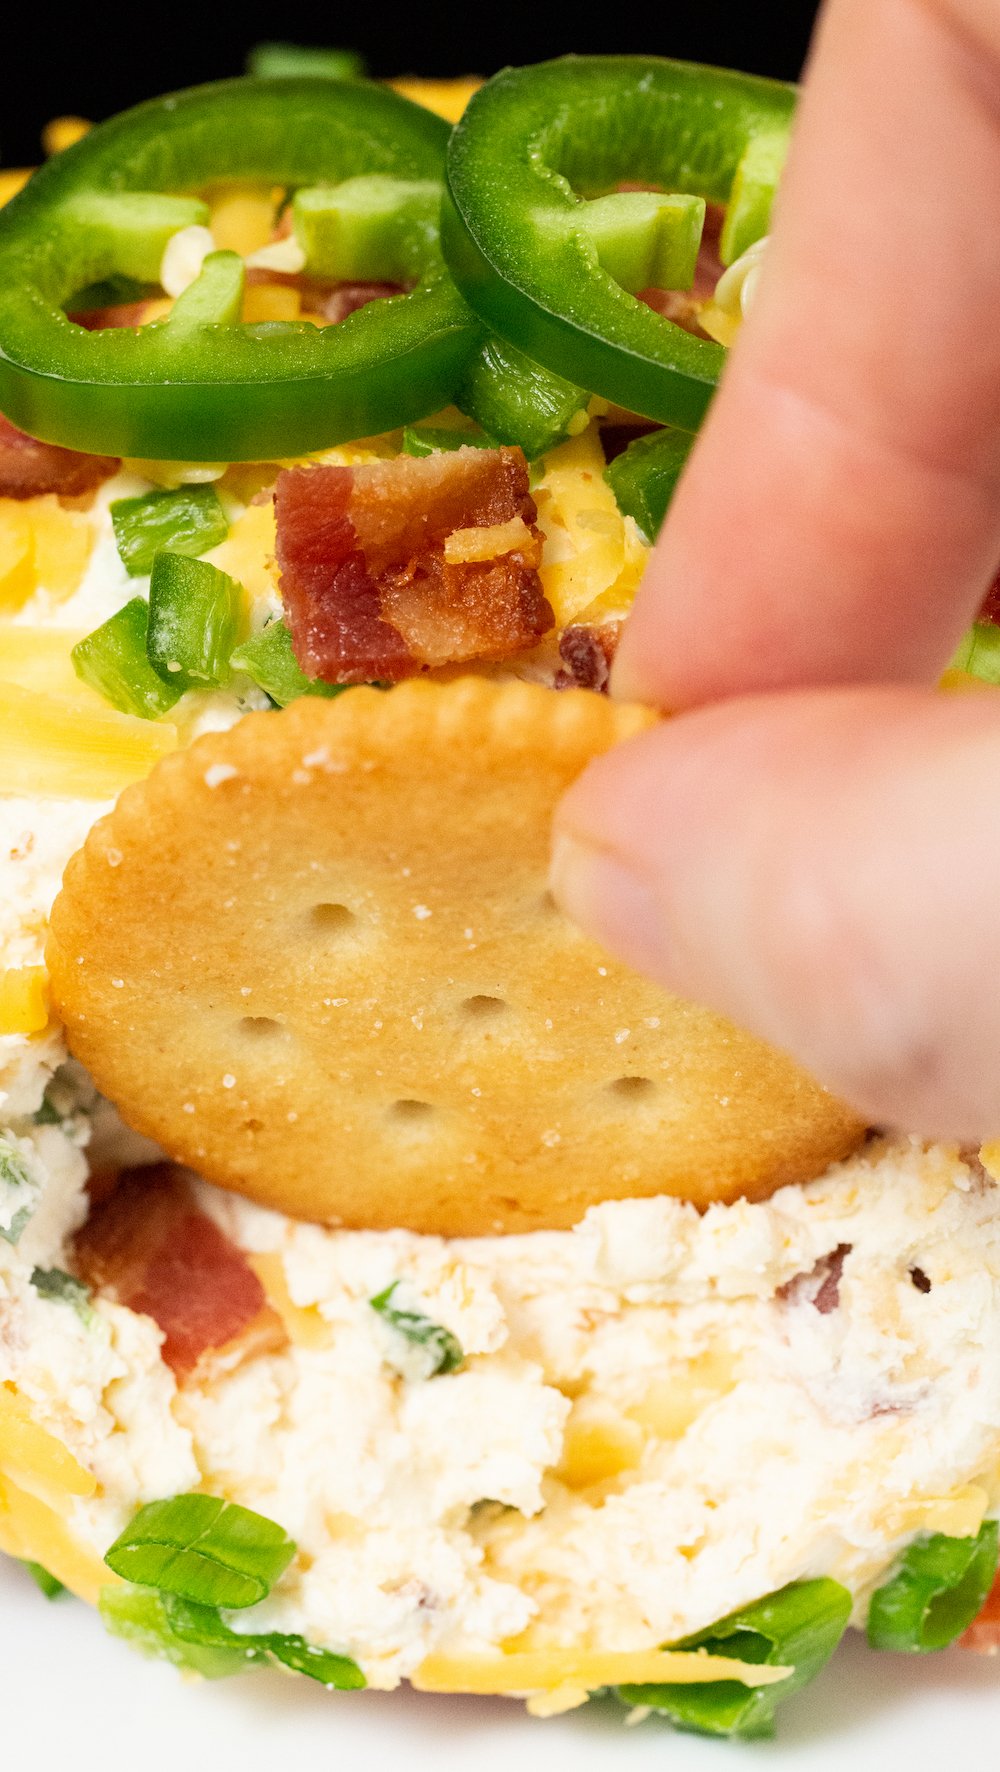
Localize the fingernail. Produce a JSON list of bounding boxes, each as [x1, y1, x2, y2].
[[549, 831, 668, 981]]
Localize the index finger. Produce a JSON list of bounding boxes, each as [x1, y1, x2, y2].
[[614, 0, 1000, 709]]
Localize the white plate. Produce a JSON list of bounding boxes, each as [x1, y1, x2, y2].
[[2, 1559, 999, 1769]]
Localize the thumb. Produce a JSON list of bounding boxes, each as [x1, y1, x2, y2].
[[551, 686, 1000, 1140]]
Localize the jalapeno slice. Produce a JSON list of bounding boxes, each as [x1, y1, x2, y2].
[[0, 78, 480, 461], [443, 56, 795, 431]]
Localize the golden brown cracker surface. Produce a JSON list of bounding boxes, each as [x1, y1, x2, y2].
[[48, 678, 864, 1234]]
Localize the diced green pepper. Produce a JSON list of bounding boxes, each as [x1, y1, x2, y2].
[[230, 619, 348, 707], [948, 622, 1000, 685], [147, 553, 244, 690], [401, 424, 493, 457], [604, 424, 695, 541], [456, 334, 588, 458], [111, 485, 229, 578], [72, 598, 184, 720]]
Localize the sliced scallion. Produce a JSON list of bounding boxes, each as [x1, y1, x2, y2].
[[0, 1135, 40, 1246], [72, 598, 184, 720], [230, 619, 347, 707], [99, 1585, 254, 1680], [103, 1493, 297, 1609], [166, 1595, 366, 1688], [867, 1522, 1000, 1653], [148, 553, 245, 690], [30, 1265, 95, 1327], [619, 1578, 852, 1739], [110, 484, 229, 578], [370, 1281, 464, 1377], [21, 1561, 66, 1599]]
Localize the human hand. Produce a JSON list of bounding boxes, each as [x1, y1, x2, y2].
[[551, 0, 1000, 1139]]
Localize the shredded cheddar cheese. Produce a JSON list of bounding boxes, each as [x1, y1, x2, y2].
[[0, 1473, 112, 1604], [412, 1647, 791, 1695], [0, 1384, 95, 1499], [444, 517, 535, 565], [0, 682, 179, 799], [0, 965, 49, 1036]]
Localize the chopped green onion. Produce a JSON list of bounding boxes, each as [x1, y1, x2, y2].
[[370, 1281, 464, 1377], [165, 1596, 366, 1688], [604, 425, 695, 542], [104, 1493, 297, 1609], [72, 598, 184, 720], [579, 191, 705, 293], [148, 553, 245, 690], [867, 1522, 1000, 1653], [164, 251, 246, 334], [401, 425, 494, 458], [0, 1135, 40, 1246], [619, 1578, 852, 1740], [455, 335, 589, 459], [21, 1560, 66, 1600], [30, 1266, 95, 1327], [110, 485, 229, 578], [948, 622, 1000, 685], [230, 619, 348, 707], [99, 1585, 255, 1680], [246, 43, 366, 80], [293, 177, 439, 283]]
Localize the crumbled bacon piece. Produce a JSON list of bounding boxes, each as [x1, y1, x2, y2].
[[555, 622, 623, 693], [68, 301, 159, 332], [73, 1164, 286, 1381], [777, 1243, 852, 1315], [275, 446, 553, 683], [979, 569, 1000, 625], [0, 412, 120, 500], [316, 282, 403, 324]]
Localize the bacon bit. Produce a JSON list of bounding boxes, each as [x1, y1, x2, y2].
[[979, 570, 1000, 625], [316, 282, 403, 324], [73, 1164, 286, 1381], [555, 622, 623, 693], [961, 1573, 1000, 1652], [777, 1243, 852, 1315], [275, 446, 553, 683], [68, 301, 160, 332], [0, 413, 120, 501]]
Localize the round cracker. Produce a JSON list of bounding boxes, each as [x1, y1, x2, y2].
[[48, 678, 864, 1234]]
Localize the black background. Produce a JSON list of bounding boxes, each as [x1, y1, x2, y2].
[[2, 3, 821, 167]]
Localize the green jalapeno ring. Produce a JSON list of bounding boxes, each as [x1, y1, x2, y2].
[[443, 56, 796, 432], [0, 78, 481, 461]]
